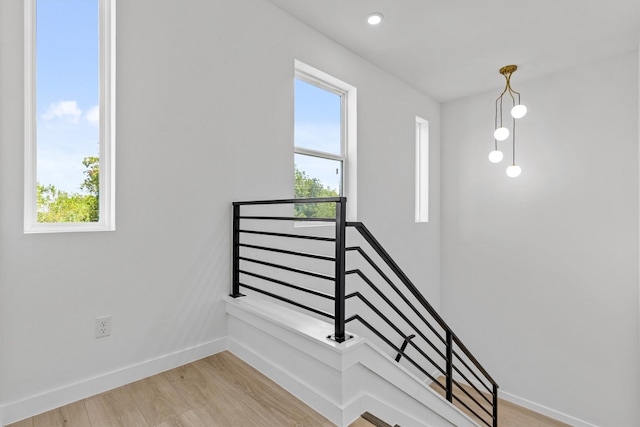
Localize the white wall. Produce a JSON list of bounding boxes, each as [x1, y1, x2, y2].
[[441, 52, 640, 426], [0, 0, 440, 422], [638, 39, 640, 427]]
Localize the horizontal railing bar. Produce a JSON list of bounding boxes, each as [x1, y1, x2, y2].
[[431, 378, 447, 393], [234, 197, 343, 206], [451, 364, 493, 407], [239, 257, 334, 281], [346, 291, 446, 377], [346, 314, 444, 389], [451, 378, 494, 419], [239, 243, 335, 261], [346, 247, 446, 345], [239, 270, 335, 300], [238, 283, 334, 319], [347, 222, 497, 387], [451, 392, 492, 427], [240, 215, 336, 222], [239, 229, 336, 242], [346, 268, 447, 362], [452, 348, 493, 395]]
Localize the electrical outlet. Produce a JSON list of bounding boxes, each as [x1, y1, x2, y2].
[[95, 315, 112, 338]]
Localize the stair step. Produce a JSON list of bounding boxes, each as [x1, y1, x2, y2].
[[348, 412, 400, 427]]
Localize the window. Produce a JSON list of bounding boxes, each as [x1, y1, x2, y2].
[[24, 0, 115, 233], [294, 60, 356, 220], [415, 117, 429, 223]]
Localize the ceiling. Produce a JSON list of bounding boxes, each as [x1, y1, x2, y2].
[[267, 0, 640, 102]]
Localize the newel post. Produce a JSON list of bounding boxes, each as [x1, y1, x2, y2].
[[231, 203, 244, 298], [332, 197, 347, 342]]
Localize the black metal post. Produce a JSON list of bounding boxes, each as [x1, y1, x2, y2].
[[332, 198, 347, 342], [446, 330, 453, 402], [231, 203, 244, 298], [493, 383, 499, 427]]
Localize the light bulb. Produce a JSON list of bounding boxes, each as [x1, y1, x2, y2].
[[494, 127, 509, 141], [488, 150, 503, 163], [367, 13, 383, 25], [511, 104, 527, 119], [506, 165, 522, 178]]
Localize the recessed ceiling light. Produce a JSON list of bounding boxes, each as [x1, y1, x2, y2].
[[367, 12, 383, 25]]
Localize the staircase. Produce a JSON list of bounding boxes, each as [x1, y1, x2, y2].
[[230, 197, 499, 427]]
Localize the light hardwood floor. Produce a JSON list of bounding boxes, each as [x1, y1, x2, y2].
[[7, 351, 334, 427], [7, 353, 571, 427]]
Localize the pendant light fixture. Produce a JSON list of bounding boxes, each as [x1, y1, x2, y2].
[[490, 65, 527, 177]]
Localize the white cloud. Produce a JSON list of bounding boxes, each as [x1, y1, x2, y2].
[[85, 105, 99, 126], [41, 100, 82, 123]]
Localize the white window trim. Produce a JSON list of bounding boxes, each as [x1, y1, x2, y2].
[[415, 117, 429, 223], [294, 60, 357, 221], [24, 0, 116, 234]]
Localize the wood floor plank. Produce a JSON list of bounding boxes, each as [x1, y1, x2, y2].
[[190, 358, 287, 426], [175, 410, 210, 427], [154, 410, 209, 427], [161, 360, 249, 426], [32, 401, 92, 427], [187, 408, 231, 427], [126, 370, 192, 426], [202, 351, 329, 426], [84, 386, 149, 427], [294, 415, 333, 427]]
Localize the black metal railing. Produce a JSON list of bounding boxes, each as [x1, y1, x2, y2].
[[231, 198, 499, 427]]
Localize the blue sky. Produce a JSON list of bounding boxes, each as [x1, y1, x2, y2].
[[36, 0, 99, 194], [294, 79, 343, 193], [36, 6, 340, 196]]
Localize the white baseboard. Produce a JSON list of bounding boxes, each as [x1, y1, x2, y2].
[[499, 389, 600, 427], [442, 372, 601, 427], [1, 337, 227, 426]]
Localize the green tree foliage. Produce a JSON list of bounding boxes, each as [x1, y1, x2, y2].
[[294, 166, 338, 218], [37, 157, 99, 223], [81, 156, 99, 196]]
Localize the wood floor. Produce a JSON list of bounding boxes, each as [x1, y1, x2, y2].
[[7, 352, 571, 427], [7, 351, 333, 427], [430, 377, 572, 427]]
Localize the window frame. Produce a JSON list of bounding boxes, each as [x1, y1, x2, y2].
[[294, 60, 357, 221], [24, 0, 116, 233], [415, 117, 429, 223]]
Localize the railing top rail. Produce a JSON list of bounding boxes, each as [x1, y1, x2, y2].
[[346, 221, 498, 387], [234, 197, 344, 206]]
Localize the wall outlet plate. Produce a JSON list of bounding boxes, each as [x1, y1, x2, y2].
[[95, 315, 112, 338]]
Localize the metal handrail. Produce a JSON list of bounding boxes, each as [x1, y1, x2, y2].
[[231, 198, 498, 427], [233, 196, 343, 206], [346, 221, 498, 386]]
